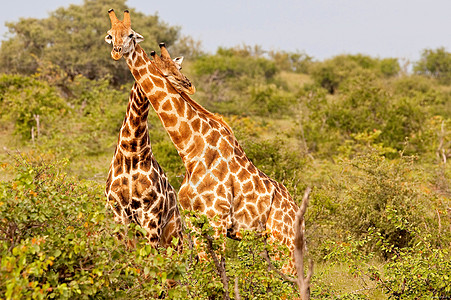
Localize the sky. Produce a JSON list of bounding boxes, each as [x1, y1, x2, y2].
[[1, 0, 450, 62]]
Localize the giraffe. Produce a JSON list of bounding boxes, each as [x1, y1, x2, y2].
[[105, 9, 300, 273], [105, 81, 187, 249]]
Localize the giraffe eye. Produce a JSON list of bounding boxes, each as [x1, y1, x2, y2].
[[106, 34, 112, 40], [128, 34, 134, 38]]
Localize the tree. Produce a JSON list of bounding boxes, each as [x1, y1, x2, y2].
[[414, 47, 451, 84], [0, 0, 180, 86]]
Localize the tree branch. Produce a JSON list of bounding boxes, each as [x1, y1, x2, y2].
[[203, 233, 230, 300], [294, 187, 313, 300]]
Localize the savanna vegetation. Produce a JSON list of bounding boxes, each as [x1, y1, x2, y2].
[[1, 0, 450, 299]]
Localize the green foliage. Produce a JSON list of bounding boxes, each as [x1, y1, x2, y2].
[[310, 54, 400, 94], [414, 47, 451, 84], [326, 151, 433, 252], [183, 212, 298, 299], [0, 0, 180, 86], [268, 50, 314, 74], [0, 156, 188, 299], [0, 74, 67, 140], [1, 4, 450, 297], [323, 213, 451, 299], [248, 83, 297, 116], [191, 46, 283, 116]]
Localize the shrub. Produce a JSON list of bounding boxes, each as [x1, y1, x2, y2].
[[0, 156, 186, 299], [414, 47, 451, 84], [0, 74, 67, 140]]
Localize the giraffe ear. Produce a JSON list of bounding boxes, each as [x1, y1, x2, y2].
[[105, 34, 113, 44], [173, 56, 184, 70], [133, 32, 144, 44]]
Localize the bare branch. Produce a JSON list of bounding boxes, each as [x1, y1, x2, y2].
[[203, 233, 230, 300], [234, 276, 241, 300], [261, 245, 297, 284], [294, 187, 313, 300]]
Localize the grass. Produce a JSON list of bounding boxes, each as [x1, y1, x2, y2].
[[312, 261, 388, 299]]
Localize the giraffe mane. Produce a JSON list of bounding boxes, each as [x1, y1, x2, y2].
[[149, 60, 234, 135]]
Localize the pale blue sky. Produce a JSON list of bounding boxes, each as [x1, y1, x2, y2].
[[1, 0, 450, 62]]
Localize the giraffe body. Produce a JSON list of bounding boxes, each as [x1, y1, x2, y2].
[[105, 83, 182, 248], [106, 9, 299, 272]]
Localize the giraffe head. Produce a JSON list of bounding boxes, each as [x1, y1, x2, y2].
[[105, 9, 143, 60], [150, 43, 196, 95]]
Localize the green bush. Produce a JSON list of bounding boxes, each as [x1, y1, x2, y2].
[[0, 157, 186, 299], [414, 47, 451, 84], [312, 149, 445, 256], [310, 54, 399, 94], [0, 0, 180, 86], [0, 74, 67, 140], [323, 212, 451, 299]]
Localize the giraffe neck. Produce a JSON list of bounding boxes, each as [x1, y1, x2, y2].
[[124, 45, 229, 163], [117, 83, 151, 155]]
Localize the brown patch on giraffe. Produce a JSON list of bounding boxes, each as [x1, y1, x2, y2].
[[257, 195, 269, 214], [135, 55, 146, 68], [246, 204, 258, 216], [192, 198, 205, 212], [242, 181, 254, 193], [234, 195, 245, 211], [237, 168, 251, 182], [110, 178, 120, 192], [160, 112, 177, 127], [106, 170, 112, 189], [121, 139, 138, 152], [218, 138, 233, 158], [229, 161, 240, 174], [149, 91, 167, 110], [205, 209, 216, 218], [215, 184, 227, 199], [263, 178, 272, 191], [132, 69, 141, 80], [253, 176, 266, 194], [280, 199, 289, 210], [133, 173, 150, 198], [172, 97, 185, 116], [235, 146, 244, 157], [124, 156, 132, 173], [131, 155, 139, 170], [186, 135, 205, 159], [214, 199, 230, 214], [190, 164, 206, 184], [131, 199, 141, 210], [211, 160, 228, 182], [161, 100, 172, 112], [201, 121, 209, 135], [134, 123, 146, 138], [118, 189, 130, 206], [179, 121, 191, 139], [140, 78, 154, 94], [202, 192, 215, 208], [273, 210, 283, 222], [205, 130, 221, 147], [197, 173, 217, 194], [236, 209, 251, 224], [140, 156, 152, 172], [283, 213, 293, 225], [235, 156, 248, 169], [121, 124, 131, 138], [247, 163, 257, 174], [151, 73, 165, 88], [191, 118, 201, 132], [204, 147, 219, 168], [178, 193, 192, 210]]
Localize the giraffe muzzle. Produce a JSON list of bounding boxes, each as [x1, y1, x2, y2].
[[111, 45, 123, 60]]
